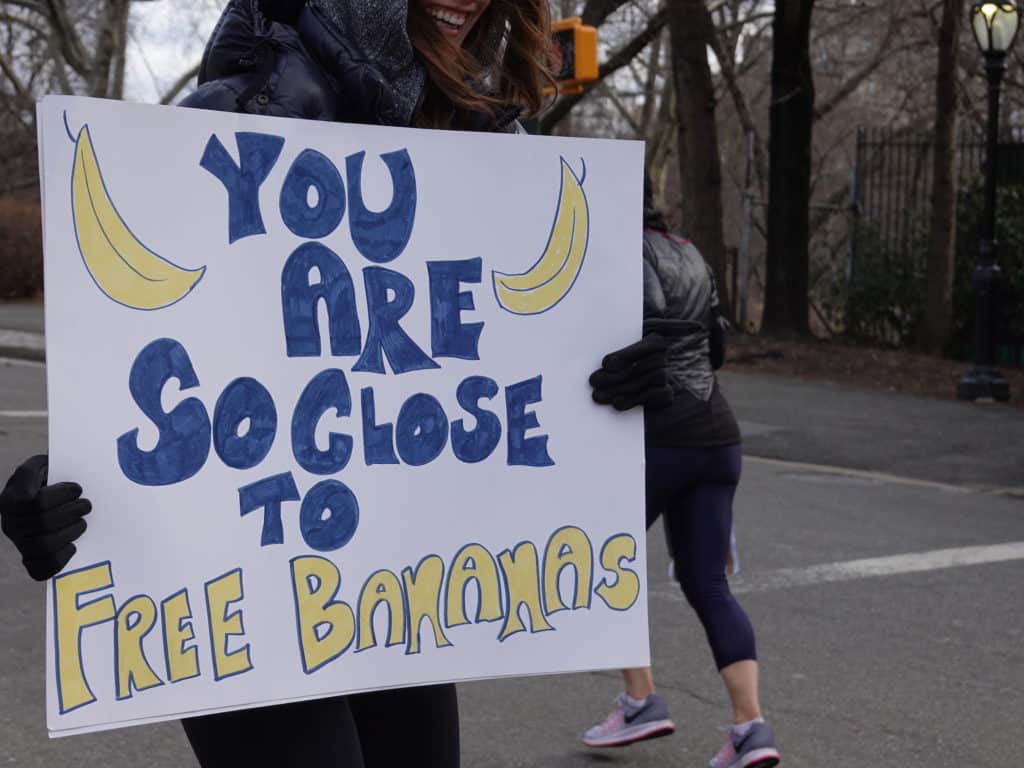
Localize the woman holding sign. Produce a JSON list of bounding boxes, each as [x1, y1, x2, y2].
[[583, 180, 782, 768], [0, 0, 553, 765]]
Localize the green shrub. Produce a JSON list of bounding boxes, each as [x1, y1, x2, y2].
[[948, 183, 1024, 363], [845, 183, 1024, 365], [845, 221, 927, 347]]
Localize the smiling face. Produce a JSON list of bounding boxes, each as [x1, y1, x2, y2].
[[418, 1, 492, 46]]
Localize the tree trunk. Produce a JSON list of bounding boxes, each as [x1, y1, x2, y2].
[[89, 0, 131, 98], [919, 0, 964, 353], [762, 0, 815, 337], [668, 0, 728, 293], [108, 0, 132, 101]]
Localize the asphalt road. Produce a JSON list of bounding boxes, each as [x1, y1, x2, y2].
[[1, 355, 1023, 766]]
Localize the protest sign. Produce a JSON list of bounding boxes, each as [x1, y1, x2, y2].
[[37, 95, 647, 736]]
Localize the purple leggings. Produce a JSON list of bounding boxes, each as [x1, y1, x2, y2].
[[646, 443, 757, 670]]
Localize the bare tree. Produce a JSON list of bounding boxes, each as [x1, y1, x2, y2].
[[669, 0, 728, 288], [919, 0, 965, 353], [0, 0, 213, 195], [0, 0, 136, 100], [762, 0, 816, 337]]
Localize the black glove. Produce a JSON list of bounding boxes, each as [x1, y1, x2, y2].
[[589, 334, 674, 412], [596, 334, 667, 374], [591, 368, 675, 411], [0, 455, 91, 581]]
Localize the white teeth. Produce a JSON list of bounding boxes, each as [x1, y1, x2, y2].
[[428, 7, 467, 27]]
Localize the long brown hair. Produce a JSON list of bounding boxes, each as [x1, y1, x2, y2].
[[407, 0, 555, 128]]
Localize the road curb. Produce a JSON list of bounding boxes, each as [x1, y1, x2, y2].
[[745, 454, 1024, 499], [0, 328, 45, 363]]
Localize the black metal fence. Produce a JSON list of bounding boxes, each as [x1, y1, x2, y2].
[[848, 126, 1024, 357]]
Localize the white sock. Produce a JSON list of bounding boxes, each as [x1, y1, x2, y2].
[[731, 718, 764, 738], [625, 694, 648, 708]]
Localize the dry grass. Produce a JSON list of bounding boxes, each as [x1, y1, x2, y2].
[[0, 197, 43, 299]]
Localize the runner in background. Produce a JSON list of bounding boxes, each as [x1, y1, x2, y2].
[[582, 176, 781, 768]]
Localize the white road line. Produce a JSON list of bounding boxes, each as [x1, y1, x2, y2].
[[0, 410, 47, 418], [651, 541, 1024, 599]]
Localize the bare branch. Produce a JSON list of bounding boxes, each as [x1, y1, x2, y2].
[[160, 61, 201, 105], [0, 13, 48, 38], [1, 1, 47, 14], [813, 7, 906, 121], [0, 50, 30, 100], [707, 15, 768, 193], [43, 0, 90, 76], [581, 0, 631, 27], [598, 81, 642, 135]]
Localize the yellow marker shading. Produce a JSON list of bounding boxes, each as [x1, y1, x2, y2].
[[53, 562, 116, 714], [498, 542, 555, 640], [595, 534, 641, 611], [543, 526, 594, 614], [291, 557, 355, 673], [357, 569, 406, 651], [71, 125, 205, 311], [161, 589, 200, 684], [402, 556, 453, 655], [445, 543, 504, 628], [115, 595, 163, 700], [205, 569, 253, 680]]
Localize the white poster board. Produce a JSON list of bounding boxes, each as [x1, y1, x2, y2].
[[37, 95, 647, 737]]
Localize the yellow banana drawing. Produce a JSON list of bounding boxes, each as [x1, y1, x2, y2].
[[492, 157, 589, 315], [71, 123, 205, 310]]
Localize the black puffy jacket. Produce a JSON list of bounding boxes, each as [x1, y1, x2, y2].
[[179, 0, 521, 131], [642, 225, 726, 403]]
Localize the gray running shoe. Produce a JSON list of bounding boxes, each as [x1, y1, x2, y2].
[[708, 720, 781, 768], [582, 692, 676, 748]]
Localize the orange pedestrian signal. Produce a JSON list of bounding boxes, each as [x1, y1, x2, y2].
[[549, 17, 599, 95]]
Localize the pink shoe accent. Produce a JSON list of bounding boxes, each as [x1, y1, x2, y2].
[[710, 733, 737, 768], [740, 747, 781, 767], [583, 720, 675, 748]]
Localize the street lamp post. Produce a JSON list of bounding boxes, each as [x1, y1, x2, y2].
[[958, 2, 1019, 402]]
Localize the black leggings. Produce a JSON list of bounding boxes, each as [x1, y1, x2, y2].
[[181, 684, 459, 767], [646, 443, 756, 670]]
